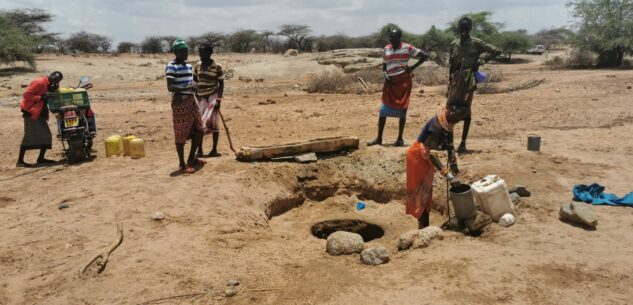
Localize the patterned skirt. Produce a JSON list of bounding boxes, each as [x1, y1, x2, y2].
[[171, 94, 202, 144]]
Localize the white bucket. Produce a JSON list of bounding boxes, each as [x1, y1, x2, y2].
[[471, 175, 514, 221]]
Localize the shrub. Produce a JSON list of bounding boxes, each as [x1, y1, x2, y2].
[[307, 71, 353, 93]]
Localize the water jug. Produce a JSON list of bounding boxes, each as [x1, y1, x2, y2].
[[130, 138, 145, 159], [105, 136, 122, 157], [471, 175, 514, 221], [450, 184, 478, 223], [122, 135, 137, 156]]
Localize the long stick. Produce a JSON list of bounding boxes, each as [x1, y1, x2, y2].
[[218, 110, 236, 154]]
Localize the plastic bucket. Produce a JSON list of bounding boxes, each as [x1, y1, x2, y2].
[[527, 134, 541, 151], [122, 135, 137, 156], [450, 184, 478, 222]]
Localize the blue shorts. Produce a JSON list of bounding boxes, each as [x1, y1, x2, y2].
[[379, 103, 407, 118]]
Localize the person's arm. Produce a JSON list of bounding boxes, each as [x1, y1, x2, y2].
[[478, 40, 503, 66], [406, 49, 429, 73], [447, 131, 459, 174]]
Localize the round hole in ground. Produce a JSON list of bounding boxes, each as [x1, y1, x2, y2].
[[311, 219, 385, 242]]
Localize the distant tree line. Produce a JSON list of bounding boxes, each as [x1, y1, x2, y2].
[[2, 2, 632, 68]]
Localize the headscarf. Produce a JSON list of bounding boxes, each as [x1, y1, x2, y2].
[[437, 107, 453, 132]]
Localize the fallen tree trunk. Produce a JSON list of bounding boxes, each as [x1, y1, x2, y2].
[[236, 136, 359, 161]]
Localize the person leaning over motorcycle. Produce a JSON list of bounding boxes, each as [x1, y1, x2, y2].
[[17, 71, 63, 167]]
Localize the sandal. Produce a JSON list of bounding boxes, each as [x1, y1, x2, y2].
[[179, 165, 196, 174]]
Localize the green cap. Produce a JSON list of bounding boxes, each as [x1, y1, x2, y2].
[[172, 39, 189, 51]]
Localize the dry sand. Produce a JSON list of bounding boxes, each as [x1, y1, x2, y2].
[[1, 52, 633, 305]]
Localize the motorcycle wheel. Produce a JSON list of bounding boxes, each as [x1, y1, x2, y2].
[[67, 138, 86, 163]]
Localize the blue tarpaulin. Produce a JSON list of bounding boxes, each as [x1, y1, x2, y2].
[[573, 183, 633, 207]]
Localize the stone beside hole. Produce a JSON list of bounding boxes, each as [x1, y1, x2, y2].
[[311, 219, 385, 242]]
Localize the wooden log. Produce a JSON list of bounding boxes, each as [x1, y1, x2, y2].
[[236, 136, 359, 161]]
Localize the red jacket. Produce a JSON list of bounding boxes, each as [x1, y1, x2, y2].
[[19, 76, 50, 121]]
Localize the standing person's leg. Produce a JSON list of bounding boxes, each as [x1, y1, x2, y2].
[[209, 131, 220, 157], [176, 143, 186, 168], [197, 137, 204, 157], [368, 116, 386, 146], [457, 92, 474, 153], [37, 148, 55, 164], [16, 147, 28, 167], [188, 130, 203, 164], [395, 116, 406, 146], [418, 210, 430, 229]]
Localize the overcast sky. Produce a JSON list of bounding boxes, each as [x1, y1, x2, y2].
[[1, 0, 574, 43]]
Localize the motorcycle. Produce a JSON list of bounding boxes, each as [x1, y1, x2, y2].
[[50, 76, 96, 163]]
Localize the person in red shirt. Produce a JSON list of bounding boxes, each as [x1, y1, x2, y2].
[[17, 71, 63, 167]]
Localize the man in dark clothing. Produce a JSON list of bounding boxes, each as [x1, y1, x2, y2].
[[447, 17, 502, 153]]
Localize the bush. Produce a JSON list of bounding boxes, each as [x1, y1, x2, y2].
[[415, 66, 449, 86], [567, 50, 596, 68], [354, 68, 384, 84], [307, 71, 353, 93], [545, 55, 565, 68]]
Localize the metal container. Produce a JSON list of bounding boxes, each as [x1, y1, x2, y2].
[[527, 134, 541, 151], [450, 184, 478, 223]]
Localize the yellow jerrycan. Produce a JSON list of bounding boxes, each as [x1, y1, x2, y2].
[[130, 138, 145, 159], [105, 135, 123, 157], [122, 135, 137, 156]]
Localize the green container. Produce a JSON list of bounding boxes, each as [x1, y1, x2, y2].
[[47, 90, 90, 112]]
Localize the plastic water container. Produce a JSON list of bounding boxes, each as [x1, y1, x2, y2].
[[471, 175, 514, 221], [122, 135, 137, 156], [130, 139, 145, 159], [105, 136, 122, 157]]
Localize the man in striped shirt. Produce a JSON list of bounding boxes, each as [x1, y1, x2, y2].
[[166, 39, 205, 174], [194, 43, 224, 157], [368, 29, 430, 147]]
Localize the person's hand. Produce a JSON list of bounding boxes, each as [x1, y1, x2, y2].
[[383, 72, 391, 81], [214, 99, 221, 110], [450, 179, 462, 188]]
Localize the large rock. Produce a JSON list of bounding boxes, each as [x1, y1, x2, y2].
[[560, 202, 598, 229], [326, 231, 364, 256], [360, 246, 390, 266], [396, 226, 443, 251], [509, 185, 531, 197]]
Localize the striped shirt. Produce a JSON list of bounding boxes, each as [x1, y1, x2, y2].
[[194, 60, 224, 97], [165, 61, 194, 95], [384, 42, 422, 77]]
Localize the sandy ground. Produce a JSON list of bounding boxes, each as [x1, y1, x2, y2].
[[1, 52, 633, 305]]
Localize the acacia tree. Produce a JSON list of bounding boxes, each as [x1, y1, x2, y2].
[[65, 31, 112, 53], [229, 29, 260, 53], [278, 24, 312, 51], [2, 9, 57, 52], [494, 31, 533, 61], [418, 25, 455, 52], [568, 0, 633, 67], [116, 42, 139, 53]]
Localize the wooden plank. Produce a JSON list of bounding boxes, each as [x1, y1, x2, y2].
[[236, 137, 359, 161]]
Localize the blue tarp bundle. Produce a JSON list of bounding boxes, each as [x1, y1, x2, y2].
[[573, 183, 633, 207]]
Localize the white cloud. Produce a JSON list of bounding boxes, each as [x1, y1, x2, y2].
[[0, 0, 573, 43]]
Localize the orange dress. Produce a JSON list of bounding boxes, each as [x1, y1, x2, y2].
[[406, 141, 435, 219]]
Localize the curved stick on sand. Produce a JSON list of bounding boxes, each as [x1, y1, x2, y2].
[[80, 222, 123, 275]]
